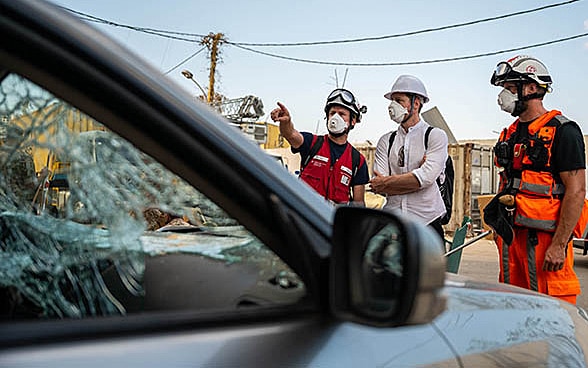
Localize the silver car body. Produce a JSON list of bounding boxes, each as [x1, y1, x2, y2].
[[0, 1, 587, 367]]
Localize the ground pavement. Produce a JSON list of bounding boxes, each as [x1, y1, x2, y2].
[[456, 238, 588, 310]]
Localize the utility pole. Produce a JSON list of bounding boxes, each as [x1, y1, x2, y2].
[[201, 32, 224, 104]]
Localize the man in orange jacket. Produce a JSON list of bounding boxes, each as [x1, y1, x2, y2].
[[488, 55, 587, 304]]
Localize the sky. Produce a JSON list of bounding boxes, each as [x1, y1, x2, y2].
[[50, 0, 588, 144]]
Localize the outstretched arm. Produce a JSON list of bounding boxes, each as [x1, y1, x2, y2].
[[271, 102, 304, 149]]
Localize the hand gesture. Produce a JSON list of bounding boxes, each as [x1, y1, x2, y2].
[[270, 102, 291, 125]]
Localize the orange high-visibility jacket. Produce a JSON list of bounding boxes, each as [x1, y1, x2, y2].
[[495, 110, 588, 238], [494, 110, 588, 303]]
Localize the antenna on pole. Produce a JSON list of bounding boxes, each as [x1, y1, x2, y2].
[[342, 68, 349, 88]]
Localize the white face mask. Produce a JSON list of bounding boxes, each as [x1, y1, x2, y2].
[[388, 101, 408, 124], [327, 113, 348, 134], [497, 88, 517, 114]]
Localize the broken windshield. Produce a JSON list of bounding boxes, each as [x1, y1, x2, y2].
[[0, 73, 305, 320]]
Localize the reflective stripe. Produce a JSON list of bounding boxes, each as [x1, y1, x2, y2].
[[502, 241, 510, 284], [518, 181, 565, 196], [527, 230, 538, 292], [520, 182, 550, 195], [514, 213, 557, 231], [553, 115, 570, 125], [512, 178, 521, 188]]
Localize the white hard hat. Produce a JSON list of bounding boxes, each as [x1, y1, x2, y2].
[[490, 55, 552, 88], [384, 75, 429, 103]]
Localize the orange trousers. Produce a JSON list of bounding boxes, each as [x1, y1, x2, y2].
[[496, 228, 580, 304]]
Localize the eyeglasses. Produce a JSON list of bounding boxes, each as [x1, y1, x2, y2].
[[397, 146, 404, 167], [327, 89, 356, 105]]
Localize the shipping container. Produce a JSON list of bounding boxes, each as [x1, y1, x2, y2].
[[446, 142, 499, 234]]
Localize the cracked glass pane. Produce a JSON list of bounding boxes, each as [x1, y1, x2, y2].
[[0, 73, 305, 320]]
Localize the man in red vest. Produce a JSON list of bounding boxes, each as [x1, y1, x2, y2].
[[270, 89, 369, 205]]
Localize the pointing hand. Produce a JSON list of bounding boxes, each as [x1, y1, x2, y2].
[[270, 102, 291, 125]]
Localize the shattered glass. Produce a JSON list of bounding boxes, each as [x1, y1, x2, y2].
[[0, 74, 305, 320]]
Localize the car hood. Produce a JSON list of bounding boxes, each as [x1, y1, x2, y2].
[[436, 273, 588, 366]]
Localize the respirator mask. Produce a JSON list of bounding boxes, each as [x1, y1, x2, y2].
[[388, 101, 409, 124], [327, 113, 348, 135], [497, 88, 528, 117]]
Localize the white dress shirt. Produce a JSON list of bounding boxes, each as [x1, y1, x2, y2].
[[373, 119, 449, 225]]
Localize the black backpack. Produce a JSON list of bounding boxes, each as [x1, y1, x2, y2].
[[387, 126, 454, 225]]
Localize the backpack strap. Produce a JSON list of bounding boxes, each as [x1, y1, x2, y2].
[[387, 131, 397, 175], [424, 126, 434, 150], [351, 146, 360, 177], [425, 126, 446, 186], [349, 145, 361, 201], [301, 135, 324, 171], [387, 131, 397, 157]]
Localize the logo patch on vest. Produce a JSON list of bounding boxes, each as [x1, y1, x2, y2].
[[313, 155, 328, 163], [340, 175, 350, 186], [340, 165, 352, 176]]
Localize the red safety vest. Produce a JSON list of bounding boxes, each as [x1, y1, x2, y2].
[[299, 135, 358, 204], [496, 110, 588, 237]]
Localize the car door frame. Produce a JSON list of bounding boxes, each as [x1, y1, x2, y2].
[[0, 0, 333, 344]]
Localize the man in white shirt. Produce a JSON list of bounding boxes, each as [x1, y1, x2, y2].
[[370, 75, 448, 242]]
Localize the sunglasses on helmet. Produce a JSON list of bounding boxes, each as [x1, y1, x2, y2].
[[327, 89, 357, 105]]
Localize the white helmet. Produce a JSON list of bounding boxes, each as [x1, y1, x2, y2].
[[384, 75, 429, 103], [490, 55, 552, 88], [324, 88, 367, 122]]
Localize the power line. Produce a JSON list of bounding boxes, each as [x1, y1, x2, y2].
[[163, 47, 206, 75], [230, 32, 588, 67], [59, 3, 587, 69], [60, 6, 206, 42], [232, 0, 582, 47], [60, 0, 581, 47]]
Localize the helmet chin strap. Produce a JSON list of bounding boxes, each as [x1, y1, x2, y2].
[[330, 131, 346, 138], [511, 83, 526, 117], [511, 83, 542, 117], [401, 95, 416, 124]]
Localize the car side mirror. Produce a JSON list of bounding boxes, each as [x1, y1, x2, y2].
[[330, 207, 446, 327]]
